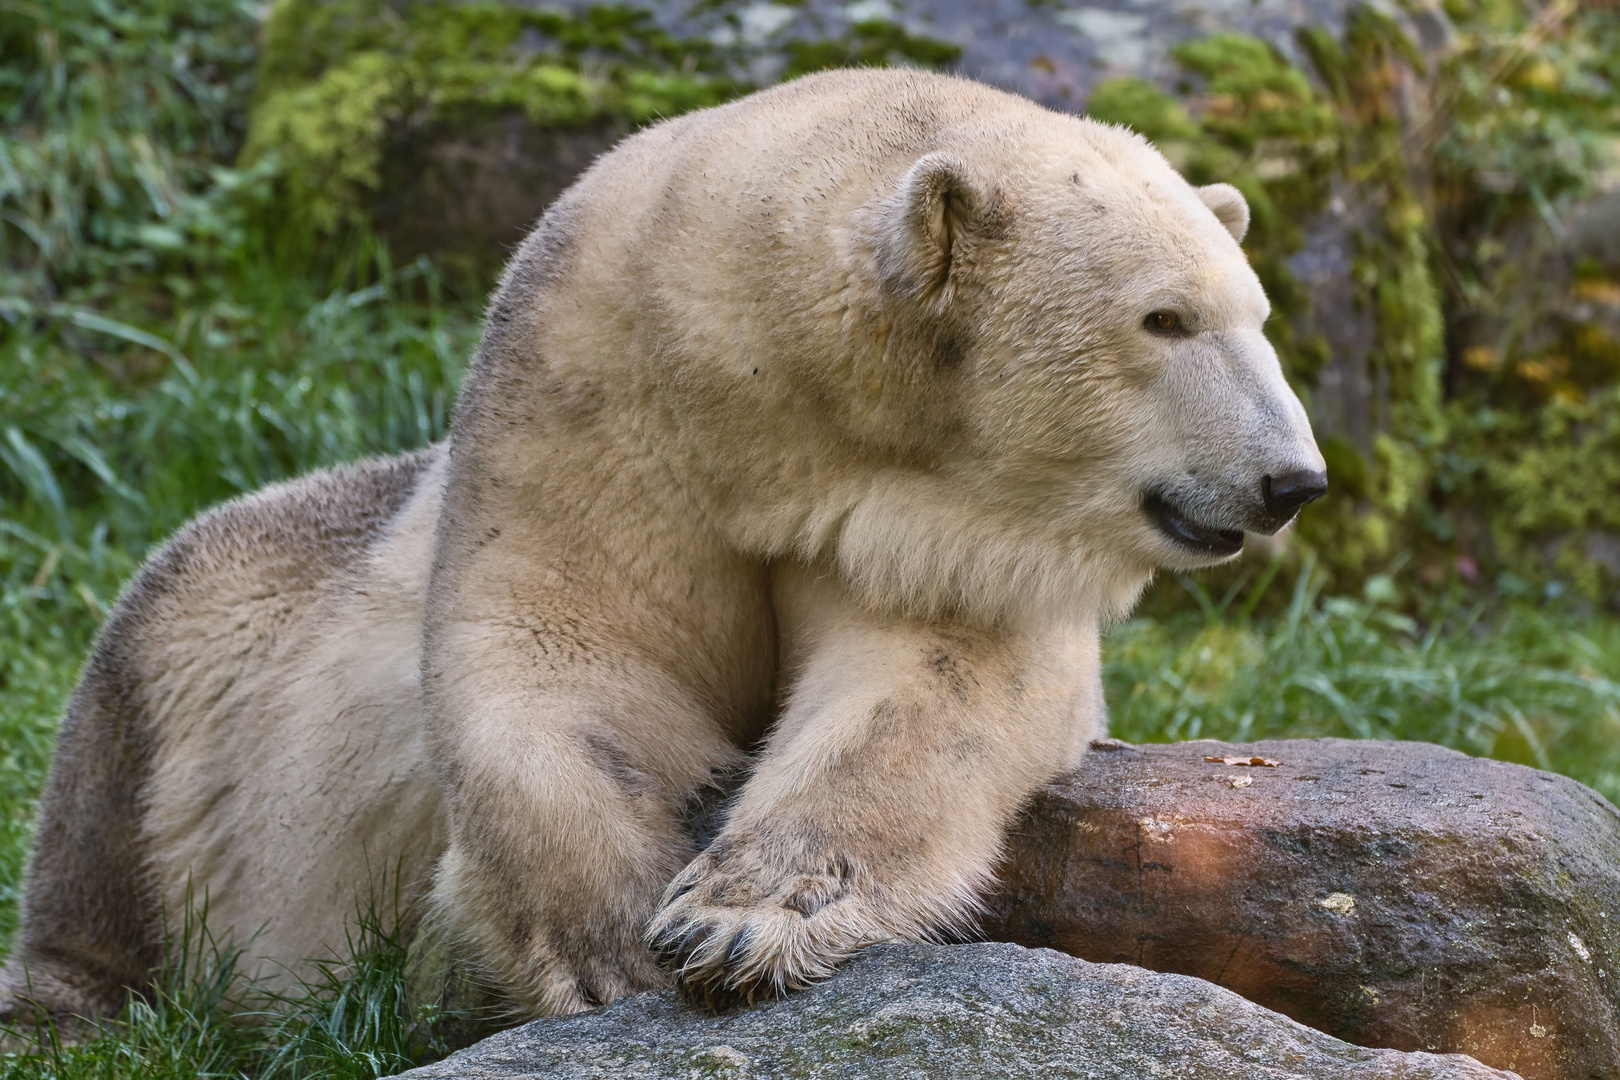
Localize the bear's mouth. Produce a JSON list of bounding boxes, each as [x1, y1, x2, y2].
[[1143, 491, 1245, 558]]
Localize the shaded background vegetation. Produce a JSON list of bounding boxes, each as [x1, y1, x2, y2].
[[2, 0, 1620, 1073]]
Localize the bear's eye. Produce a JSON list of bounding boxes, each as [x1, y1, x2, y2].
[[1144, 310, 1186, 336]]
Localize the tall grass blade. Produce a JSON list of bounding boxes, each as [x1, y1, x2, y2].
[[0, 427, 70, 542]]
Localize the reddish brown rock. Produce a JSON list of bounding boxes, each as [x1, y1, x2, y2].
[[983, 738, 1620, 1080]]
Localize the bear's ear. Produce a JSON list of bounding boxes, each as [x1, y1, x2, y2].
[[1198, 186, 1244, 244], [872, 152, 998, 299], [1197, 183, 1250, 243]]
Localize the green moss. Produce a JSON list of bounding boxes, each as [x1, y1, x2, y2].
[[1085, 78, 1198, 143], [247, 51, 405, 234], [245, 0, 964, 248], [245, 0, 739, 236], [780, 18, 963, 79], [1317, 10, 1444, 444], [1468, 388, 1620, 589]]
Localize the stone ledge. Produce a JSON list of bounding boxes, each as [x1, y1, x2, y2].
[[396, 941, 1511, 1079]]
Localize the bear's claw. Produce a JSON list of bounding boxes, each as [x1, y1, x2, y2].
[[645, 846, 881, 1007]]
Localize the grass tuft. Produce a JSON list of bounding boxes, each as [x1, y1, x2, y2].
[[1108, 559, 1620, 801], [0, 891, 456, 1080], [0, 898, 255, 1079], [252, 898, 430, 1080]]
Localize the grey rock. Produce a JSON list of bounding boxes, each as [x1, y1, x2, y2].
[[395, 941, 1512, 1079], [608, 0, 1402, 110], [1565, 190, 1620, 271], [372, 114, 622, 282]]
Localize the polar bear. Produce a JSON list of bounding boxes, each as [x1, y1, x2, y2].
[[0, 67, 1323, 1021]]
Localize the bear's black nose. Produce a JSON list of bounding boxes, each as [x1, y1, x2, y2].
[[1262, 470, 1329, 519]]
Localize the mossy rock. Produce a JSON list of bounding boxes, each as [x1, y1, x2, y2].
[[371, 113, 624, 281], [243, 0, 963, 278], [245, 0, 742, 276]]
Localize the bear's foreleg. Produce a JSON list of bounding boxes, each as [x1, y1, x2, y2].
[[425, 661, 752, 1016], [421, 404, 780, 1016], [648, 564, 1105, 1001]]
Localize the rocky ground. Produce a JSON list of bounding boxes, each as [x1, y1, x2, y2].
[[398, 941, 1514, 1080], [404, 738, 1620, 1079]]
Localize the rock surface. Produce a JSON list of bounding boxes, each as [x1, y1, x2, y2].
[[396, 941, 1511, 1079], [372, 115, 621, 282], [617, 0, 1414, 108], [983, 739, 1620, 1080]]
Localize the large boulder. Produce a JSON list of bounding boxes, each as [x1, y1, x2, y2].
[[984, 739, 1620, 1080], [395, 941, 1510, 1079]]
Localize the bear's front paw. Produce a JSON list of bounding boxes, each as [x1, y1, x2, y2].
[[645, 841, 885, 1008]]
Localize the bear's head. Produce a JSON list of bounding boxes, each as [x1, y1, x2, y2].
[[834, 112, 1326, 623]]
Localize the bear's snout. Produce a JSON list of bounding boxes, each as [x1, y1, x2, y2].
[[1256, 469, 1328, 533]]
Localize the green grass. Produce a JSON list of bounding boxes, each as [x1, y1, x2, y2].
[[0, 891, 439, 1080], [1, 915, 259, 1080], [1107, 563, 1620, 802], [3, 2, 479, 1070], [0, 255, 475, 946]]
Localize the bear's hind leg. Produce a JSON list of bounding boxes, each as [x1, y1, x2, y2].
[[0, 647, 160, 1025]]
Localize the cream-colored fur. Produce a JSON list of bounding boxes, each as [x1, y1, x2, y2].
[[0, 67, 1322, 1021], [139, 450, 447, 983]]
